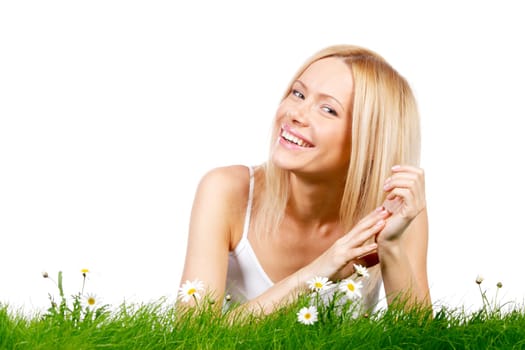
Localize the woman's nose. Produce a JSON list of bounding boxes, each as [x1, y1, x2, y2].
[[287, 108, 309, 126]]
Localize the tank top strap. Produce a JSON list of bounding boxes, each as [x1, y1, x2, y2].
[[241, 166, 255, 239]]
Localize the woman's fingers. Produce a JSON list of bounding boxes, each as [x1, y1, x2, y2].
[[385, 188, 412, 202], [384, 167, 425, 196], [311, 202, 405, 280], [390, 164, 425, 176], [377, 165, 426, 243], [382, 195, 401, 212], [384, 184, 424, 217], [352, 243, 379, 262], [383, 165, 426, 216], [384, 178, 418, 192], [384, 172, 424, 192], [340, 207, 389, 245]]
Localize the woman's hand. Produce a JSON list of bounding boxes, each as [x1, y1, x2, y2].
[[301, 207, 389, 281], [378, 165, 426, 244]]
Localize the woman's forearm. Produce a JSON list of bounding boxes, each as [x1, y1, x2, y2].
[[379, 242, 430, 307], [234, 268, 311, 315]]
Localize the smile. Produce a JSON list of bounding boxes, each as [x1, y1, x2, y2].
[[280, 128, 314, 148]]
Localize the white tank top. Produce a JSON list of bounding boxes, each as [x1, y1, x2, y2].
[[224, 166, 274, 307]]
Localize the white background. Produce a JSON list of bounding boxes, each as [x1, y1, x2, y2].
[[1, 1, 524, 314]]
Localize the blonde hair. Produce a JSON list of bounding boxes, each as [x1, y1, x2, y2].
[[253, 45, 421, 308]]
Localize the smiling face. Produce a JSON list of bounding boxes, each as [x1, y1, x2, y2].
[[271, 57, 354, 179]]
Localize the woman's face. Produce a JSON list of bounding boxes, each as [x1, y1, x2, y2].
[[272, 57, 354, 179]]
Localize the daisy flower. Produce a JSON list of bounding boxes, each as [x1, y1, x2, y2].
[[307, 276, 332, 292], [297, 305, 318, 325], [475, 275, 484, 285], [353, 264, 369, 278], [83, 293, 98, 308], [178, 279, 205, 303], [338, 278, 363, 299]]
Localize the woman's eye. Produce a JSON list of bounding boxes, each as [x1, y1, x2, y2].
[[322, 106, 338, 116], [291, 89, 304, 99]]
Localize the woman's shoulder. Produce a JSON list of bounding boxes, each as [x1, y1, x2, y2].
[[196, 165, 254, 203], [199, 164, 252, 187], [192, 165, 256, 237]]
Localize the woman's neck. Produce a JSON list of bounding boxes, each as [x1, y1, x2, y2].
[[285, 172, 346, 228]]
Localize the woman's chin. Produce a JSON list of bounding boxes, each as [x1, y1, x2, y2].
[[271, 151, 298, 170]]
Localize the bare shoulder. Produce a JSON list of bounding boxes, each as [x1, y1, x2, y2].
[[191, 165, 253, 230], [196, 165, 252, 201]]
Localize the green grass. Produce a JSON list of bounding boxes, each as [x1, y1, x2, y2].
[[2, 297, 525, 350], [2, 272, 523, 349]]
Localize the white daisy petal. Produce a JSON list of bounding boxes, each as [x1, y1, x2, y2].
[[307, 276, 333, 292], [353, 264, 370, 278], [178, 279, 205, 303], [297, 306, 318, 325], [338, 278, 363, 299], [83, 293, 99, 309]]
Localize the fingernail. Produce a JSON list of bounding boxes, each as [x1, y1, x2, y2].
[[375, 206, 384, 212], [392, 165, 401, 170]]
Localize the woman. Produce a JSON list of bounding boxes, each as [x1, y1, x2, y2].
[[179, 44, 430, 314]]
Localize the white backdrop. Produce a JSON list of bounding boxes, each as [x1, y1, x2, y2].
[[1, 1, 524, 314]]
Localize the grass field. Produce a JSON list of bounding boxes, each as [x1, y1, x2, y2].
[[1, 271, 523, 349], [2, 299, 525, 349]]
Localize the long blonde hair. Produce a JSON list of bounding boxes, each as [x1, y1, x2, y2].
[[253, 44, 421, 307]]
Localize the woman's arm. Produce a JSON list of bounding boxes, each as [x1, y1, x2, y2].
[[179, 166, 242, 303], [378, 165, 431, 307], [179, 165, 311, 312], [378, 210, 430, 306]]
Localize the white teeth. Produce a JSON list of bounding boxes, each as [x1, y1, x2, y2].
[[281, 130, 311, 147]]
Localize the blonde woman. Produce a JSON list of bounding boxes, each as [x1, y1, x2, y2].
[[179, 45, 430, 314]]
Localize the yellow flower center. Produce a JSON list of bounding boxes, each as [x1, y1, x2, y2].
[[347, 283, 355, 292], [188, 288, 196, 295], [314, 282, 323, 288], [304, 313, 311, 319], [81, 269, 89, 274], [87, 297, 96, 306]]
